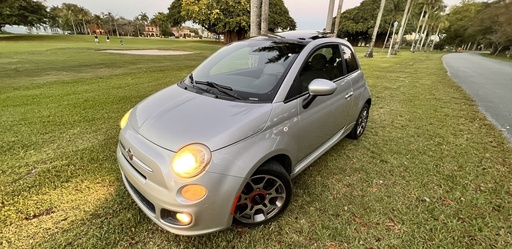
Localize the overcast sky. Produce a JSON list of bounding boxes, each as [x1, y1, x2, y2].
[[43, 0, 467, 30]]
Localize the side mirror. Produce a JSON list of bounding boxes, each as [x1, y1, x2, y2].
[[302, 79, 337, 109], [308, 79, 337, 96]]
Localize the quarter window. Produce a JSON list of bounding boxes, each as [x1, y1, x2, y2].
[[343, 47, 359, 74]]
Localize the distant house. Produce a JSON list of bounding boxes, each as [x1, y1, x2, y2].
[[170, 27, 192, 38], [144, 25, 160, 37]]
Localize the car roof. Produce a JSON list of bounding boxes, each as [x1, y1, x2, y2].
[[251, 30, 343, 45]]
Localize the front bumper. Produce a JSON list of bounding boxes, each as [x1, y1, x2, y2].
[[117, 127, 245, 235]]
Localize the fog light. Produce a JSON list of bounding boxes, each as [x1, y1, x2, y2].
[[176, 212, 192, 225], [181, 184, 207, 201]]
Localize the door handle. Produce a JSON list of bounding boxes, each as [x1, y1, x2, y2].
[[345, 92, 354, 99]]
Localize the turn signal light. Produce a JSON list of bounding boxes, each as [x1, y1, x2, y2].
[[181, 185, 207, 201]]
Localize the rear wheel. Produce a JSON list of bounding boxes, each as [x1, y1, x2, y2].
[[347, 103, 370, 139], [233, 160, 292, 227]]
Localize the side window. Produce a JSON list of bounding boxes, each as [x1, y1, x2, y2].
[[286, 44, 344, 100], [300, 45, 344, 91], [343, 47, 359, 74]]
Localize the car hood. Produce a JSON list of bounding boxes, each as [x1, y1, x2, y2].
[[130, 85, 272, 152]]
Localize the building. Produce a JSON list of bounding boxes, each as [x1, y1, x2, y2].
[[143, 25, 160, 37]]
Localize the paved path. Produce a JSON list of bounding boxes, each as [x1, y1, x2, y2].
[[442, 53, 512, 144]]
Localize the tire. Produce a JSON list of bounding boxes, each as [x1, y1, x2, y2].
[[233, 160, 292, 227], [347, 103, 370, 140]]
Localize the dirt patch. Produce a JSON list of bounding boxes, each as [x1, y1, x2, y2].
[[99, 50, 193, 55]]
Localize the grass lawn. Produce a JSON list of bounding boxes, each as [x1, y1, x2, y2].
[[1, 35, 511, 248]]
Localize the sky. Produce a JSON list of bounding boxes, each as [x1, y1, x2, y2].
[[43, 0, 466, 30]]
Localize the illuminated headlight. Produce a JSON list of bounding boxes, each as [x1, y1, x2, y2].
[[172, 144, 211, 178], [119, 109, 132, 129]]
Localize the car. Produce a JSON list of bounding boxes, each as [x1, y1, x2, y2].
[[117, 30, 372, 235]]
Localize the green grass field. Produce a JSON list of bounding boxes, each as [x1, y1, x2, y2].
[[1, 34, 511, 248]]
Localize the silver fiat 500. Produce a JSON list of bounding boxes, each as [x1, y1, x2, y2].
[[117, 31, 372, 235]]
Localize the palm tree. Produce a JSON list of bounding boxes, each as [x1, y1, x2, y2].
[[364, 0, 386, 58], [410, 4, 426, 52], [134, 16, 142, 37], [261, 0, 269, 35], [77, 6, 91, 35], [391, 0, 414, 54], [415, 0, 444, 51], [334, 0, 344, 36], [138, 12, 149, 36], [92, 14, 103, 34], [381, 0, 407, 52], [106, 12, 120, 38], [61, 3, 78, 34], [429, 12, 447, 51], [325, 0, 335, 32], [250, 0, 261, 36]]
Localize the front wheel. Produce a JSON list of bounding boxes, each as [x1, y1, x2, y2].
[[347, 103, 370, 139], [233, 160, 292, 227]]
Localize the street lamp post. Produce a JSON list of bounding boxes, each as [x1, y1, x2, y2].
[[387, 21, 398, 58]]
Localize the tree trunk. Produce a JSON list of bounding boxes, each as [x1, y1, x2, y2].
[[416, 9, 430, 52], [224, 29, 247, 44], [325, 0, 335, 32], [261, 0, 269, 34], [401, 0, 415, 49], [114, 18, 120, 38], [430, 24, 441, 51], [494, 44, 503, 56], [364, 0, 386, 58], [71, 17, 77, 35], [472, 41, 478, 51], [382, 22, 392, 51], [420, 23, 432, 51], [82, 19, 89, 35], [392, 0, 412, 55], [250, 0, 261, 37], [334, 0, 344, 36], [418, 22, 430, 51], [410, 5, 426, 52]]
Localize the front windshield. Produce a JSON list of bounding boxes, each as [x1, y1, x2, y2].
[[185, 39, 304, 103]]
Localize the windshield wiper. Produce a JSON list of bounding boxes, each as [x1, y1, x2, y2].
[[194, 80, 241, 100], [187, 74, 218, 97]]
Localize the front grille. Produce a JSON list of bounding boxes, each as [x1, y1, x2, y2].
[[125, 176, 155, 214]]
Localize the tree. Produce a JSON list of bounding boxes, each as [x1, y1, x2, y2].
[[261, 0, 269, 35], [177, 0, 295, 43], [77, 6, 91, 35], [364, 0, 386, 58], [442, 1, 486, 49], [61, 3, 79, 34], [267, 0, 295, 31], [391, 0, 413, 54], [415, 0, 445, 52], [167, 2, 185, 27], [467, 1, 512, 55], [334, 0, 344, 35], [336, 0, 401, 46], [428, 11, 447, 51], [48, 5, 62, 29], [325, 0, 335, 32], [106, 12, 120, 37], [91, 14, 104, 34], [0, 0, 48, 30], [150, 12, 168, 36], [250, 0, 261, 36]]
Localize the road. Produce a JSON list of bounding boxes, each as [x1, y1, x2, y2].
[[442, 53, 512, 144]]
